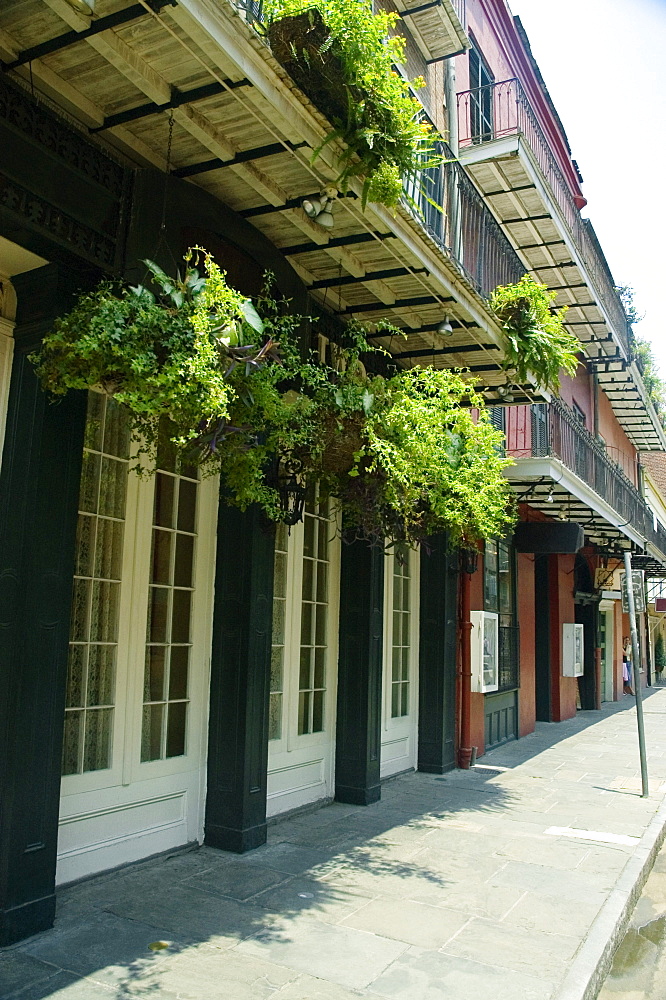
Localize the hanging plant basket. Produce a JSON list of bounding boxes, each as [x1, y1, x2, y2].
[[265, 3, 443, 209]]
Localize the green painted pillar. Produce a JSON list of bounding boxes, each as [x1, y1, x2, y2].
[[0, 264, 86, 945], [335, 539, 384, 805]]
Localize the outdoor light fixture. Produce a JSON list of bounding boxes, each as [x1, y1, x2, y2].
[[302, 187, 337, 229], [64, 0, 94, 13], [437, 316, 454, 336], [276, 471, 307, 526], [496, 383, 514, 402], [460, 548, 479, 575], [546, 490, 554, 503]]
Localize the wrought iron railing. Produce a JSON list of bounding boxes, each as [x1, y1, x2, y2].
[[410, 140, 524, 298], [457, 79, 631, 356], [450, 0, 466, 26], [530, 402, 666, 560], [234, 1, 520, 302], [498, 624, 520, 692]]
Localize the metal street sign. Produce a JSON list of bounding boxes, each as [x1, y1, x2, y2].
[[621, 570, 646, 613]]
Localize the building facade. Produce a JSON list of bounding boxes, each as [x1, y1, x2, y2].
[[0, 0, 664, 948]]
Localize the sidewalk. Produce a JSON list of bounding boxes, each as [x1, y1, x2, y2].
[[4, 691, 666, 1000]]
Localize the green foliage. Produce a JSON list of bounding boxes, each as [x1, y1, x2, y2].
[[264, 0, 442, 209], [29, 250, 289, 471], [656, 633, 666, 671], [30, 251, 514, 547], [490, 275, 580, 394]]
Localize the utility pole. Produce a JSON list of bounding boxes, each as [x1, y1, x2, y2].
[[624, 551, 649, 797]]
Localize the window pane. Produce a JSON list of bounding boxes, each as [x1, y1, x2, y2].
[[98, 457, 127, 519], [62, 711, 83, 775], [312, 690, 324, 733], [103, 399, 130, 459], [145, 646, 166, 702], [171, 589, 192, 643], [83, 708, 113, 772], [83, 392, 104, 451], [302, 558, 314, 601], [154, 473, 175, 528], [90, 580, 120, 642], [177, 479, 197, 533], [66, 645, 86, 708], [70, 578, 90, 643], [75, 514, 95, 577], [87, 645, 115, 706], [299, 647, 311, 690], [314, 647, 326, 689], [148, 587, 169, 643], [269, 692, 282, 741], [391, 684, 400, 718], [300, 602, 313, 646], [79, 451, 100, 514], [94, 518, 124, 581], [174, 533, 195, 588], [169, 646, 189, 700], [151, 530, 172, 586], [270, 647, 283, 692], [166, 702, 187, 758], [141, 704, 164, 762], [298, 691, 310, 735]]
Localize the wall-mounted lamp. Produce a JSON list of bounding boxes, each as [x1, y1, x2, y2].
[[303, 187, 337, 229], [459, 547, 479, 575]]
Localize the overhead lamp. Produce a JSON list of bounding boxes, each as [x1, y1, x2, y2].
[[64, 0, 94, 13], [496, 383, 514, 402], [302, 187, 337, 229], [545, 490, 554, 504], [437, 316, 454, 336]]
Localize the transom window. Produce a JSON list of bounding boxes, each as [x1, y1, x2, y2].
[[63, 393, 130, 775]]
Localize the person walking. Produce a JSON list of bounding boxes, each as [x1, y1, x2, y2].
[[623, 635, 635, 696]]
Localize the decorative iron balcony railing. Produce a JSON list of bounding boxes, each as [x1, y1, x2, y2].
[[409, 139, 524, 298], [231, 2, 521, 303], [457, 78, 631, 356], [451, 0, 466, 26], [530, 402, 666, 559]]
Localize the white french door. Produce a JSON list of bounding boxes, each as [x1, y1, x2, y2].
[[57, 392, 218, 884], [380, 545, 420, 778], [267, 488, 341, 816]]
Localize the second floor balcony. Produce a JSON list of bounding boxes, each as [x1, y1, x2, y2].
[[456, 79, 630, 355], [505, 400, 666, 565]]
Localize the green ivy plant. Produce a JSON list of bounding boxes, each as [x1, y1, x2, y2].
[[264, 0, 442, 210], [30, 251, 514, 547], [490, 274, 580, 394]]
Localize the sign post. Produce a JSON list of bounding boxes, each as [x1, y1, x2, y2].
[[624, 552, 649, 797]]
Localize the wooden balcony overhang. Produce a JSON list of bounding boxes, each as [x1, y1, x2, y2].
[[395, 0, 470, 61], [0, 0, 531, 398], [458, 134, 666, 449]]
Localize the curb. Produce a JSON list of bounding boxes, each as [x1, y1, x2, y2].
[[552, 791, 666, 1000]]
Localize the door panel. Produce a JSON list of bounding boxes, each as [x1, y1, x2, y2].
[[57, 394, 217, 884], [267, 491, 340, 816], [381, 546, 419, 778]]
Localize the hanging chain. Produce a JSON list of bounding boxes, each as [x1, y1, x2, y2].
[[159, 112, 175, 233]]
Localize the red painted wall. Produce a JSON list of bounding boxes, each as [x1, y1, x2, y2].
[[517, 552, 535, 737], [549, 553, 578, 721]]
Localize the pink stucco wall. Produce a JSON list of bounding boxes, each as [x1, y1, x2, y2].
[[455, 0, 586, 210]]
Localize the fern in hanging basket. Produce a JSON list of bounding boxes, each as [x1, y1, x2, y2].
[[265, 2, 443, 210], [490, 274, 580, 393], [29, 250, 288, 469]]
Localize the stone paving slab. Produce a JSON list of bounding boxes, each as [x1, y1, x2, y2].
[[4, 690, 666, 1000]]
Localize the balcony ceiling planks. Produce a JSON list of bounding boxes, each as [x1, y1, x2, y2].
[[0, 0, 523, 389]]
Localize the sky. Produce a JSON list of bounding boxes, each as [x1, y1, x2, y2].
[[506, 0, 666, 371]]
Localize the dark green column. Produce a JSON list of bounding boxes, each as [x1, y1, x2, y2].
[[335, 539, 384, 805], [204, 502, 275, 853], [0, 264, 86, 946], [418, 536, 458, 774]]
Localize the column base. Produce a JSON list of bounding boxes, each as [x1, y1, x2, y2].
[[335, 783, 381, 806], [204, 822, 267, 854], [0, 895, 56, 947]]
